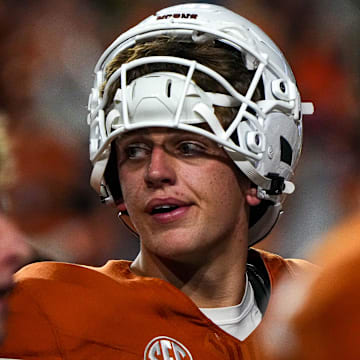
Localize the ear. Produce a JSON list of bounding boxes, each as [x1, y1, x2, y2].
[[245, 188, 261, 207]]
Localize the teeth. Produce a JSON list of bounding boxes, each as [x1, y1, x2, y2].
[[155, 205, 173, 210], [152, 205, 178, 214]]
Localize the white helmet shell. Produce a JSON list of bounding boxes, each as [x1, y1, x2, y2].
[[87, 3, 314, 245]]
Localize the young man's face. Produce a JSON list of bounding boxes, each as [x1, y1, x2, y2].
[[0, 214, 31, 341], [116, 127, 258, 263]]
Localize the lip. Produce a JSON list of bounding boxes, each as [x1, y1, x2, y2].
[[145, 197, 193, 224]]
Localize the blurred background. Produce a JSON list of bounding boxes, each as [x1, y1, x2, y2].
[[0, 0, 359, 266]]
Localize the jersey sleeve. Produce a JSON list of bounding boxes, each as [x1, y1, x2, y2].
[[0, 265, 63, 359], [284, 258, 319, 277]]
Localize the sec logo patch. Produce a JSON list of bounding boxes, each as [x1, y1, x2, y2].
[[144, 336, 193, 360]]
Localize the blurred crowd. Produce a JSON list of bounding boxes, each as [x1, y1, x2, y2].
[[0, 0, 359, 266]]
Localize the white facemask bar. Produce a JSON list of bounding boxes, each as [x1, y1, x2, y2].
[[90, 55, 269, 163]]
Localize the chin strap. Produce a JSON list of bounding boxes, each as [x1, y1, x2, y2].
[[118, 211, 139, 236], [246, 248, 271, 315], [232, 160, 295, 198]]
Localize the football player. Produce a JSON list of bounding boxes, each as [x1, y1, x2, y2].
[[0, 3, 315, 359]]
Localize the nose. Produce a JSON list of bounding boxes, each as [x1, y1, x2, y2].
[[144, 146, 176, 189], [0, 215, 32, 277]]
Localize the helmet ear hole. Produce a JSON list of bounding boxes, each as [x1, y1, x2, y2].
[[280, 136, 293, 166]]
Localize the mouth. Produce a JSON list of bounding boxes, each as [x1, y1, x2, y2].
[[150, 204, 180, 215], [146, 198, 193, 223]]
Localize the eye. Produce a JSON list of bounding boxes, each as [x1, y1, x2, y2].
[[125, 143, 151, 160], [177, 141, 206, 156]]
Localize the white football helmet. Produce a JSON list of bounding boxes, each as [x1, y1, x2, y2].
[[87, 3, 314, 245]]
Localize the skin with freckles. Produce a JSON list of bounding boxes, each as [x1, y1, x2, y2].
[[116, 127, 260, 308], [0, 214, 32, 341]]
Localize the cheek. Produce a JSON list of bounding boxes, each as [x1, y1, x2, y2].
[[118, 169, 142, 208], [208, 165, 246, 208], [187, 162, 245, 207]]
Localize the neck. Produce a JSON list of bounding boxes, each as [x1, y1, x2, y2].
[[131, 239, 248, 308]]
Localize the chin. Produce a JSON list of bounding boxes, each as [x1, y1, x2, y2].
[[157, 240, 209, 264], [142, 227, 211, 260]]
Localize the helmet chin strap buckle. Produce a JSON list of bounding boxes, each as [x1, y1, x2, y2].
[[265, 173, 286, 196], [263, 173, 295, 196]]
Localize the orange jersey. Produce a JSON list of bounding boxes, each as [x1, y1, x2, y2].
[[0, 249, 314, 360]]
